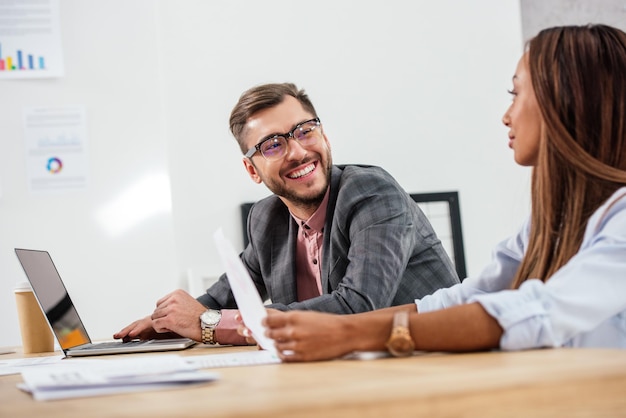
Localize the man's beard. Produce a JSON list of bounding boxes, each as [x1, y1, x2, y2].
[[263, 151, 332, 209]]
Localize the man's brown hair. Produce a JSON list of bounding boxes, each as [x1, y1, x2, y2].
[[229, 83, 318, 153]]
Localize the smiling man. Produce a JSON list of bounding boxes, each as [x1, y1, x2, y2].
[[115, 83, 459, 346]]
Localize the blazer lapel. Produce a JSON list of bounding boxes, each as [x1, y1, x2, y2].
[[321, 165, 342, 294], [269, 213, 298, 304]]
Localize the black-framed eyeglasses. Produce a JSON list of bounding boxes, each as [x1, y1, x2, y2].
[[244, 118, 321, 161]]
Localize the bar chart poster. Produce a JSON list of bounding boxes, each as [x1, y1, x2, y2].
[[23, 106, 89, 194], [0, 0, 63, 79]]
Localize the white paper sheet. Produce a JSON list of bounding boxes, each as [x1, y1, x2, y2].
[[213, 228, 276, 353], [19, 355, 218, 401], [23, 105, 89, 194], [0, 0, 64, 79], [185, 349, 280, 369], [0, 355, 65, 376]]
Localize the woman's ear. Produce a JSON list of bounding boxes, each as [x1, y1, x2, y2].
[[243, 158, 262, 184]]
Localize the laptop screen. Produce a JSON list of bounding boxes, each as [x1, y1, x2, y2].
[[15, 249, 91, 350]]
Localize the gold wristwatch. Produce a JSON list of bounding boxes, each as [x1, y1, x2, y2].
[[385, 310, 415, 357], [200, 309, 222, 345]]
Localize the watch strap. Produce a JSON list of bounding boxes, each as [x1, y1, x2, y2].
[[386, 310, 415, 357], [201, 326, 217, 345]]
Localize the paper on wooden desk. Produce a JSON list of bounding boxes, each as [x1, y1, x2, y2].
[[0, 355, 65, 376], [19, 354, 218, 401], [213, 228, 276, 353]]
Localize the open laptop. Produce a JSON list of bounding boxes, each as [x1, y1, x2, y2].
[[14, 248, 196, 357]]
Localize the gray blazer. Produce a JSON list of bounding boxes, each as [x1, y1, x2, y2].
[[198, 165, 459, 313]]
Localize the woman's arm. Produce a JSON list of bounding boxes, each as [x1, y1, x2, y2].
[[263, 302, 502, 362]]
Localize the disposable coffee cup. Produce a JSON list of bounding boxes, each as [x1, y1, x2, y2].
[[14, 281, 54, 354]]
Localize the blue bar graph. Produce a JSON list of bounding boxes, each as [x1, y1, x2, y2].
[[0, 42, 46, 71]]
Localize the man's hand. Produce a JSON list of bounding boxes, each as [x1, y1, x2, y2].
[[114, 315, 167, 342], [236, 308, 280, 346], [113, 289, 207, 342], [150, 289, 208, 341], [235, 311, 258, 345]]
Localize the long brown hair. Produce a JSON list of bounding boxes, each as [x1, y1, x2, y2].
[[512, 24, 626, 288]]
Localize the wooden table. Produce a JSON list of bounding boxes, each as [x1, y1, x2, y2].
[[1, 345, 626, 417]]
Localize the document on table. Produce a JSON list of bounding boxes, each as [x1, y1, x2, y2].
[[213, 228, 276, 353], [19, 355, 218, 401], [0, 355, 65, 376], [185, 349, 281, 369]]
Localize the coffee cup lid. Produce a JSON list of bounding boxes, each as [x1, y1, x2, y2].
[[14, 281, 33, 292]]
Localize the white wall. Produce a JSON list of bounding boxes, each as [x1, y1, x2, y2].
[[0, 0, 529, 348], [161, 0, 530, 296]]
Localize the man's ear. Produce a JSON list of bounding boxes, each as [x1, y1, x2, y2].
[[243, 158, 262, 184], [322, 130, 331, 151]]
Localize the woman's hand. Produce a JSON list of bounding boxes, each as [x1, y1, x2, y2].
[[263, 310, 357, 362]]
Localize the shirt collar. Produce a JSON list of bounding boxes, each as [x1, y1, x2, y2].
[[290, 187, 330, 234]]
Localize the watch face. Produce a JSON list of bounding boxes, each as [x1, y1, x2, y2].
[[389, 337, 414, 353], [200, 310, 221, 326], [386, 329, 415, 357]]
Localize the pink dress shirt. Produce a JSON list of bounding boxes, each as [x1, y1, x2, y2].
[[215, 189, 329, 345]]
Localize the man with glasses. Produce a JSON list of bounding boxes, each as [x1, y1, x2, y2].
[[115, 83, 459, 346]]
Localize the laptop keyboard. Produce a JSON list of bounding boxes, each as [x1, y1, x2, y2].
[[86, 340, 150, 349]]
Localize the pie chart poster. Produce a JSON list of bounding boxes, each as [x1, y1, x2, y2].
[[23, 106, 89, 194]]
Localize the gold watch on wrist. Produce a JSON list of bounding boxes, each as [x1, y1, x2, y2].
[[200, 309, 221, 345], [385, 310, 415, 357]]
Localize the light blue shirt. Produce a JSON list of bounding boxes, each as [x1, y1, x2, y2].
[[417, 187, 626, 350]]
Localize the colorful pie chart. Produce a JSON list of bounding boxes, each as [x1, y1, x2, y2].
[[47, 157, 63, 173]]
